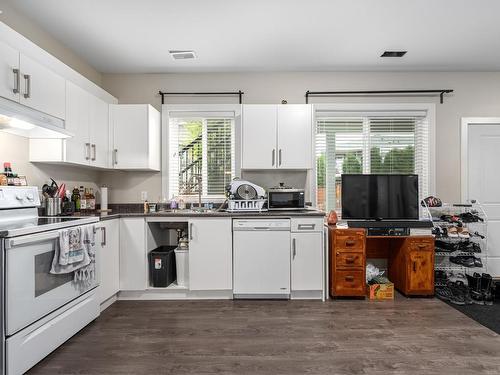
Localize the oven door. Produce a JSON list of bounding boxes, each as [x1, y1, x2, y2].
[[5, 229, 98, 336], [268, 191, 305, 210]]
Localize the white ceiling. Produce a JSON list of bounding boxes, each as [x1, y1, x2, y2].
[[5, 0, 500, 73]]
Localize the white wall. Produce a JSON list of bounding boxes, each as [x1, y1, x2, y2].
[[100, 71, 500, 204], [0, 132, 100, 192]]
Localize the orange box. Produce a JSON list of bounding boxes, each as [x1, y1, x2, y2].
[[367, 282, 394, 300]]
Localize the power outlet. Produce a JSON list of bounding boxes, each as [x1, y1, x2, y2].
[[141, 191, 148, 201]]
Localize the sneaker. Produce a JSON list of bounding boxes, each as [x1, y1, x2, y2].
[[447, 281, 467, 305], [459, 212, 484, 223], [436, 286, 453, 301], [450, 256, 475, 267]]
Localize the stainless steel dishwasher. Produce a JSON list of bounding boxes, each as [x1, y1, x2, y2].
[[232, 219, 291, 299]]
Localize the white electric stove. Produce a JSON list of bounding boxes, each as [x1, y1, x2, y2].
[[0, 186, 100, 375]]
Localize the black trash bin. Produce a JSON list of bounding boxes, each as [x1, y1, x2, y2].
[[149, 246, 177, 287]]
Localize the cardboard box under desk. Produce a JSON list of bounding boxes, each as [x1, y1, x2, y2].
[[367, 282, 394, 300]]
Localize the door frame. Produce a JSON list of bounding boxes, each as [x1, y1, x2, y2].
[[461, 117, 500, 202]]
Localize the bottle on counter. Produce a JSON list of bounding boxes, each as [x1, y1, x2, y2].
[[170, 195, 178, 210], [72, 186, 81, 212], [143, 200, 149, 214], [88, 188, 96, 212], [79, 186, 87, 213]]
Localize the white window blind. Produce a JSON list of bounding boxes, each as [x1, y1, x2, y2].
[[169, 117, 235, 198], [315, 115, 430, 213]]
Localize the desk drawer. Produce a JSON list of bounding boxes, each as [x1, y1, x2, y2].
[[335, 251, 364, 268], [333, 270, 365, 296], [335, 234, 365, 251], [407, 238, 434, 252]]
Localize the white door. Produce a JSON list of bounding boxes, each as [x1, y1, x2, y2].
[[19, 54, 66, 119], [291, 232, 323, 291], [110, 104, 149, 169], [98, 220, 120, 303], [463, 119, 500, 277], [89, 95, 109, 168], [0, 40, 20, 102], [119, 218, 147, 290], [65, 81, 90, 165], [241, 105, 278, 169], [188, 218, 232, 290], [277, 105, 313, 169]]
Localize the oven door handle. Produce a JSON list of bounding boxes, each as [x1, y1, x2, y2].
[[6, 231, 60, 249]]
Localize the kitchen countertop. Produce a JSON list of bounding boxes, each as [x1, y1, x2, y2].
[[71, 208, 326, 221]]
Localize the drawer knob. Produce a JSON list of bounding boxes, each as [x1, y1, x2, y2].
[[345, 275, 354, 282], [346, 257, 355, 263]]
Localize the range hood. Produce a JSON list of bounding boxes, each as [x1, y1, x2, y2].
[[0, 96, 72, 139]]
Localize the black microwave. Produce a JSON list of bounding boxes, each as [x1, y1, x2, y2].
[[267, 188, 305, 210]]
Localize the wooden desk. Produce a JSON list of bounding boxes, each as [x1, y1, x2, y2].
[[329, 227, 434, 298]]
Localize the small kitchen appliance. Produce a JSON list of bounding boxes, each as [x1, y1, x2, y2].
[[267, 183, 305, 210], [225, 179, 267, 212]]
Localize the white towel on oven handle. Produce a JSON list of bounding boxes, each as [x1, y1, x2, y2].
[[74, 225, 96, 286], [50, 225, 92, 275]]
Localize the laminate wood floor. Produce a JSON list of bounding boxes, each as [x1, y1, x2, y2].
[[28, 296, 500, 375]]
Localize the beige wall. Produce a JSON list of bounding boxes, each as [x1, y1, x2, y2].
[[101, 71, 500, 204], [0, 0, 102, 85]]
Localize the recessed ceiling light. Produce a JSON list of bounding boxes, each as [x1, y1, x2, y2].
[[169, 50, 197, 60], [381, 51, 407, 57]]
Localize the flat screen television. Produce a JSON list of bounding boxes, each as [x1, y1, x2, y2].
[[341, 174, 419, 220]]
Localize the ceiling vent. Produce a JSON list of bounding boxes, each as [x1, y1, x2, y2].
[[381, 51, 407, 57], [169, 50, 197, 60]]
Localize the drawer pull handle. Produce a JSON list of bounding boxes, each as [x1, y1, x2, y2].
[[345, 240, 356, 246], [298, 224, 315, 230], [417, 244, 427, 248], [345, 275, 355, 282], [346, 256, 355, 263]]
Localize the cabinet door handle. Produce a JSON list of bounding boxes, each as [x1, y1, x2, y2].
[[91, 144, 96, 161], [101, 227, 106, 246], [298, 224, 315, 230], [23, 74, 31, 99], [345, 275, 354, 282], [190, 223, 193, 240], [12, 68, 20, 94], [413, 261, 417, 272], [113, 149, 118, 165], [292, 238, 296, 259], [272, 149, 275, 166], [278, 149, 282, 166], [85, 143, 91, 160]]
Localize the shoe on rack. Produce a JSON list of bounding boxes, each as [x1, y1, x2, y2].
[[474, 257, 483, 268], [450, 256, 475, 267], [447, 227, 459, 238], [435, 240, 457, 252], [446, 281, 467, 305], [458, 227, 470, 239], [435, 270, 448, 285], [481, 273, 494, 306], [466, 273, 484, 305], [459, 212, 484, 223], [473, 231, 485, 239]]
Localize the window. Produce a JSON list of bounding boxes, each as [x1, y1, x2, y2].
[[315, 110, 431, 213], [168, 116, 235, 198]]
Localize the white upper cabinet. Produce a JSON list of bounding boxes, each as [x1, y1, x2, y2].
[[109, 104, 161, 171], [241, 104, 313, 170], [65, 81, 90, 165], [89, 95, 109, 169], [0, 39, 20, 102], [277, 105, 313, 169], [0, 43, 66, 120], [18, 54, 66, 120], [242, 105, 278, 169], [30, 81, 110, 168]]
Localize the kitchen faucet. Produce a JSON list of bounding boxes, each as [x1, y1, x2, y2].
[[192, 174, 203, 210]]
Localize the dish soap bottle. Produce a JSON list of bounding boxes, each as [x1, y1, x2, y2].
[[170, 195, 178, 210]]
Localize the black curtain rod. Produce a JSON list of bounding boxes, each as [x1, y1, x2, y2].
[[305, 89, 454, 104], [159, 90, 244, 104]]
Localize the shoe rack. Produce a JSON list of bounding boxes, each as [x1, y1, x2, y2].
[[422, 201, 488, 286]]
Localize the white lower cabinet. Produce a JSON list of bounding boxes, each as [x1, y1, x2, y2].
[[290, 219, 324, 293], [188, 218, 232, 290], [97, 219, 120, 303], [119, 218, 147, 291]]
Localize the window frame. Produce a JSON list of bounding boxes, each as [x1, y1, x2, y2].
[[161, 104, 242, 202], [311, 103, 436, 212]]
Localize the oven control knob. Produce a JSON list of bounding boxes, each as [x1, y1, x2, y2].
[[15, 194, 24, 201], [26, 193, 34, 201]]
